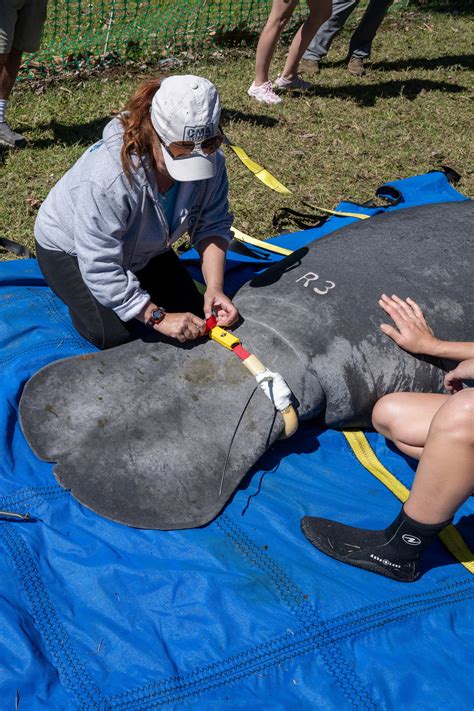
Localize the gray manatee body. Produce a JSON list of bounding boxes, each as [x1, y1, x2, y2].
[[19, 201, 473, 529]]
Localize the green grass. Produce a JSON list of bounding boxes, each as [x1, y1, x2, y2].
[[0, 4, 473, 259]]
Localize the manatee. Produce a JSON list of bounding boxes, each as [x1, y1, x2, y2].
[[19, 201, 473, 529]]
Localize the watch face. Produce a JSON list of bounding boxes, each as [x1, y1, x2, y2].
[[152, 308, 165, 320]]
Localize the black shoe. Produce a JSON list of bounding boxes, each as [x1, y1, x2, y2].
[[301, 516, 420, 582], [0, 121, 27, 148]]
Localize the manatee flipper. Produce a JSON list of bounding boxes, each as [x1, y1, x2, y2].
[[19, 338, 318, 529], [20, 201, 473, 529]]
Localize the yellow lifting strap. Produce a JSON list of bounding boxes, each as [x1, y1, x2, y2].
[[343, 430, 474, 575], [304, 202, 370, 220], [227, 141, 369, 220], [231, 227, 293, 256], [228, 142, 292, 195]]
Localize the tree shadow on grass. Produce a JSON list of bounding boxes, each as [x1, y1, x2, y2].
[[405, 0, 473, 14], [19, 111, 278, 149], [0, 144, 10, 165], [19, 116, 112, 149], [221, 108, 279, 129], [319, 53, 473, 72], [298, 78, 465, 106], [371, 53, 474, 72]]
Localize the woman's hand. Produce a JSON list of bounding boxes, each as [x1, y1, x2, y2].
[[379, 294, 440, 355], [204, 286, 239, 328], [198, 237, 239, 327], [136, 301, 206, 342], [444, 358, 474, 393], [155, 312, 207, 343]]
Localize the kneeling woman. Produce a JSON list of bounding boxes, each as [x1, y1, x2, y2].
[[34, 75, 238, 349]]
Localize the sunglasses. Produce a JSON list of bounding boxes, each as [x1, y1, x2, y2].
[[160, 133, 224, 159]]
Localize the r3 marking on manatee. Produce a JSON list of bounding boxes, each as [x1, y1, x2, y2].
[[296, 272, 336, 295]]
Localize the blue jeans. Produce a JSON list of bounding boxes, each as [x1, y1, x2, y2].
[[303, 0, 393, 61]]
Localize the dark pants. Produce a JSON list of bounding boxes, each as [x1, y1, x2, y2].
[[36, 242, 204, 350]]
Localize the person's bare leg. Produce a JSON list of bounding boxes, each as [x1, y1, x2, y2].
[[372, 392, 449, 460], [281, 0, 332, 80], [403, 389, 474, 524], [302, 388, 473, 581], [0, 48, 23, 101], [255, 0, 299, 85]]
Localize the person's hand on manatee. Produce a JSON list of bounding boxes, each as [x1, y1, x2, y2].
[[379, 294, 439, 355]]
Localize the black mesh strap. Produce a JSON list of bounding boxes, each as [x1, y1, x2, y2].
[[272, 207, 327, 233]]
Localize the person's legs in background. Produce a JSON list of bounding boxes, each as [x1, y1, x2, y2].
[[248, 0, 331, 103], [0, 0, 48, 147], [0, 44, 25, 146], [276, 0, 332, 88], [301, 0, 359, 74], [248, 0, 299, 104], [0, 0, 17, 143], [347, 0, 393, 76]]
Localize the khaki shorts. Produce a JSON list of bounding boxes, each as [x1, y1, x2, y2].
[[0, 0, 48, 54]]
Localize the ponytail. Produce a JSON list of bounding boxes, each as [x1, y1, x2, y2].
[[119, 78, 162, 183]]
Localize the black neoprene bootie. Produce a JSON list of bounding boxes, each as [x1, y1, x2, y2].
[[301, 506, 452, 583]]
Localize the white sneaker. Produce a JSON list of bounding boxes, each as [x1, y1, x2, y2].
[[274, 74, 313, 91], [247, 81, 282, 104]]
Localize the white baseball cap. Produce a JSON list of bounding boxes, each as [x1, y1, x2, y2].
[[150, 75, 221, 182]]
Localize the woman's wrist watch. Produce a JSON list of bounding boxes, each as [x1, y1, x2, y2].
[[146, 307, 166, 328]]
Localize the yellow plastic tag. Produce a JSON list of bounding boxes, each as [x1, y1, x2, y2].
[[209, 326, 241, 351]]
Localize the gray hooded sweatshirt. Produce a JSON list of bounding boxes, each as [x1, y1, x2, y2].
[[35, 118, 233, 321]]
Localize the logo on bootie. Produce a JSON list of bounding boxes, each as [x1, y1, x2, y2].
[[402, 534, 422, 545], [370, 554, 401, 569]]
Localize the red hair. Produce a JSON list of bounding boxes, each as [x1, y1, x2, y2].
[[119, 78, 162, 182]]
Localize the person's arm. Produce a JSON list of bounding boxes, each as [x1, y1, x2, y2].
[[198, 236, 238, 327], [379, 294, 474, 361], [430, 340, 474, 361], [191, 153, 238, 327]]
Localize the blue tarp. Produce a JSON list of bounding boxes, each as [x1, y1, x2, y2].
[[0, 171, 472, 710]]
